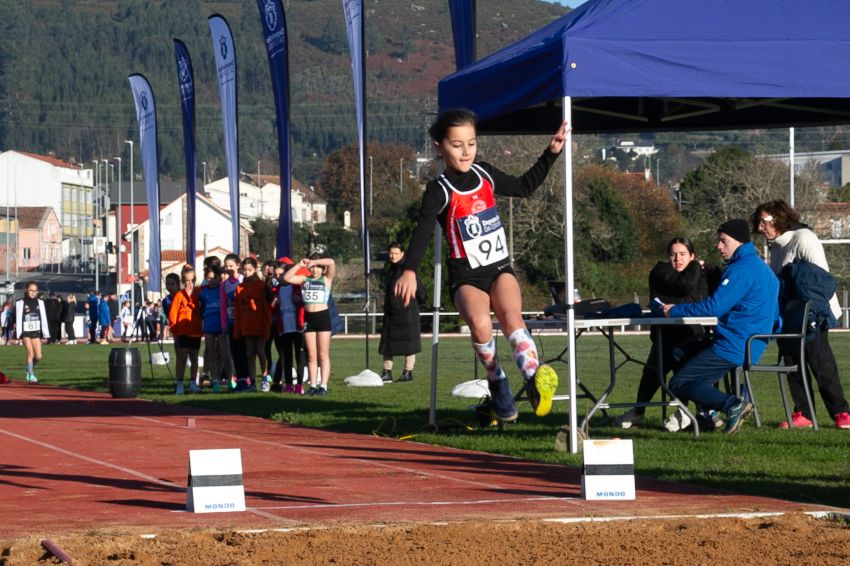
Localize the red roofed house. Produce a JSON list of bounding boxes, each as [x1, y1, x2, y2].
[[0, 150, 94, 266], [15, 206, 62, 271]]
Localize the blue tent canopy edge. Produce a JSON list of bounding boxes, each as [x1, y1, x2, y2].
[[439, 0, 850, 134]]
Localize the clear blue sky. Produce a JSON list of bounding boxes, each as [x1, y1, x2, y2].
[[544, 0, 589, 8]]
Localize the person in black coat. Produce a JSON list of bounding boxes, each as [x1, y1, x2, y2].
[[43, 293, 60, 344], [62, 294, 78, 344], [52, 294, 65, 342], [612, 237, 712, 430], [379, 243, 425, 382]]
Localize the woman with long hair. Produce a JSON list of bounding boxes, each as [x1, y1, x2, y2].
[[612, 237, 711, 431]]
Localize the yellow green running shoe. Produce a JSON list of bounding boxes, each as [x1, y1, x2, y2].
[[529, 364, 558, 417]]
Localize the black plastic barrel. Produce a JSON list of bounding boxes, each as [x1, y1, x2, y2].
[[108, 348, 141, 398]]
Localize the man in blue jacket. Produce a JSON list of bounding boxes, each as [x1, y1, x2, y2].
[[86, 291, 99, 344], [662, 219, 780, 434]]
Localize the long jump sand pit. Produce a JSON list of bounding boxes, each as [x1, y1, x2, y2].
[[3, 512, 849, 565]]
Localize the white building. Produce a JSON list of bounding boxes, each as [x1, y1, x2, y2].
[[203, 176, 327, 225], [0, 150, 95, 258], [762, 149, 850, 188], [615, 140, 658, 157], [122, 192, 252, 296]]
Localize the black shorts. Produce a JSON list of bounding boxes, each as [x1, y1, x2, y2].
[[304, 309, 332, 333], [448, 258, 516, 299], [175, 335, 202, 350]]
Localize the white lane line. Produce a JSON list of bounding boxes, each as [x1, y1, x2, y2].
[[168, 495, 569, 515], [0, 388, 528, 492], [248, 495, 567, 512], [0, 428, 182, 489], [543, 509, 848, 523], [0, 426, 280, 522], [543, 512, 787, 523]]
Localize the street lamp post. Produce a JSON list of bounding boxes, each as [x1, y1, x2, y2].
[[257, 160, 263, 217], [4, 160, 10, 279], [124, 140, 134, 308], [103, 159, 111, 293], [368, 155, 373, 216], [202, 161, 207, 188], [115, 156, 122, 298], [92, 160, 99, 293]]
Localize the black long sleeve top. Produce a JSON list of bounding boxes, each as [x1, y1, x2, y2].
[[402, 148, 559, 273]]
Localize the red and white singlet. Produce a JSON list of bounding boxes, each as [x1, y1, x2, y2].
[[437, 164, 509, 269]]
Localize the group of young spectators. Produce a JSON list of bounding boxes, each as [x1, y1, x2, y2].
[[162, 252, 336, 396]]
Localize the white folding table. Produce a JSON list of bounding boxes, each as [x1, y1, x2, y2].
[[517, 315, 718, 438]]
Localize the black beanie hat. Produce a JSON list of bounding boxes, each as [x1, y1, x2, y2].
[[717, 219, 751, 244]]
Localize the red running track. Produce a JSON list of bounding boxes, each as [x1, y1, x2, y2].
[[0, 382, 842, 538]]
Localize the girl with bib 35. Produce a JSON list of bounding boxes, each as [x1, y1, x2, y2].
[[394, 109, 568, 422], [284, 254, 335, 396]]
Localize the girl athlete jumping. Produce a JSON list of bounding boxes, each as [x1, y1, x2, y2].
[[394, 109, 567, 421]]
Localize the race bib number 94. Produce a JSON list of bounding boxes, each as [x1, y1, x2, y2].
[[457, 207, 508, 268]]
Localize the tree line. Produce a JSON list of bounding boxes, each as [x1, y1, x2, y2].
[[250, 138, 849, 307]]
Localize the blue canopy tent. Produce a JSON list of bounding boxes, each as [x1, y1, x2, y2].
[[437, 0, 850, 452]]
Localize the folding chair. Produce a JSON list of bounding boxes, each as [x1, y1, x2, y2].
[[734, 300, 819, 430]]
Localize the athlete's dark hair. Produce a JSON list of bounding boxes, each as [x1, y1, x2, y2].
[[428, 109, 477, 142], [241, 256, 258, 269], [388, 241, 404, 252], [24, 280, 37, 290], [308, 252, 324, 261], [203, 255, 222, 269], [165, 273, 180, 287], [224, 253, 241, 264], [204, 263, 222, 278], [666, 237, 695, 256]]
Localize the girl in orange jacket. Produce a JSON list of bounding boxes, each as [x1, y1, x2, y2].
[[168, 266, 203, 395], [232, 257, 272, 389]]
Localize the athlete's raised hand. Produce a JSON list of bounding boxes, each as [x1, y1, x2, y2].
[[548, 120, 570, 154]]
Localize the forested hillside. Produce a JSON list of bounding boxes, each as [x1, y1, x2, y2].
[[0, 0, 567, 182]]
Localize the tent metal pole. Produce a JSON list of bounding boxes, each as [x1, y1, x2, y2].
[[429, 224, 443, 427], [789, 127, 795, 207], [562, 95, 579, 453]]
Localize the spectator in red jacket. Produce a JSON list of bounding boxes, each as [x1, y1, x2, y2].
[[232, 257, 272, 392], [168, 266, 203, 395]]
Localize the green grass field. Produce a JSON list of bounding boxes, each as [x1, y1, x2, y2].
[[3, 332, 849, 509]]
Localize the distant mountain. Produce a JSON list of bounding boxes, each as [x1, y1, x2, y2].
[[0, 0, 568, 182]]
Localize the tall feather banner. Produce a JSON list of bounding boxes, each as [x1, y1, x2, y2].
[[256, 0, 292, 257], [208, 14, 240, 254], [448, 0, 477, 70], [127, 74, 162, 293], [342, 0, 368, 274], [173, 38, 197, 264]]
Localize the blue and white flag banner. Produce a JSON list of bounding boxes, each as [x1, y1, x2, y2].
[[208, 14, 240, 254], [448, 0, 476, 70], [342, 0, 369, 274], [256, 0, 292, 258], [127, 74, 162, 293], [173, 38, 197, 265]]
